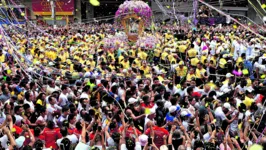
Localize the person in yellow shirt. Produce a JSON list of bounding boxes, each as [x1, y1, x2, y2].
[[139, 61, 150, 75], [243, 89, 254, 108], [175, 61, 187, 83], [153, 48, 161, 64], [138, 49, 148, 60], [161, 49, 168, 64], [120, 57, 130, 70], [80, 53, 88, 65], [195, 63, 207, 86], [178, 44, 187, 59], [190, 57, 200, 67], [128, 46, 136, 64], [186, 68, 196, 82], [187, 44, 197, 58], [0, 50, 6, 63]]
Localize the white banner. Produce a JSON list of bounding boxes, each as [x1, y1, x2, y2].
[[151, 0, 194, 13]]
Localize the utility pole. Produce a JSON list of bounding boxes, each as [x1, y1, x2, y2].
[[49, 0, 56, 27]]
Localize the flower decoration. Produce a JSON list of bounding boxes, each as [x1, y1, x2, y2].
[[136, 34, 159, 50], [102, 32, 129, 49], [115, 0, 152, 27]]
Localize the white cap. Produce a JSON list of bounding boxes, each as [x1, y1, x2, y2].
[[139, 134, 148, 146], [169, 106, 181, 113], [15, 136, 25, 148], [223, 102, 231, 111], [226, 73, 233, 78], [181, 110, 191, 117], [246, 87, 254, 93], [128, 98, 137, 104], [160, 145, 168, 150], [164, 101, 172, 109], [149, 108, 156, 115]]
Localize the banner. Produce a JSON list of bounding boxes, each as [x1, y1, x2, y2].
[[43, 16, 66, 20], [151, 0, 194, 13], [198, 17, 226, 25], [32, 0, 74, 16]]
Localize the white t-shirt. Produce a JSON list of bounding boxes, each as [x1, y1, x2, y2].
[[47, 104, 62, 121], [56, 135, 78, 147], [121, 142, 142, 150], [75, 142, 89, 150], [24, 100, 35, 111], [59, 93, 68, 107], [214, 107, 227, 126], [14, 114, 23, 126], [0, 135, 8, 149], [36, 115, 47, 124]]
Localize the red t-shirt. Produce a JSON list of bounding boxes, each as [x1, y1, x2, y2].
[[13, 125, 23, 135], [118, 126, 141, 137], [73, 128, 82, 136], [145, 126, 169, 148], [141, 102, 155, 109], [41, 128, 62, 149], [192, 92, 201, 98], [89, 132, 96, 141]]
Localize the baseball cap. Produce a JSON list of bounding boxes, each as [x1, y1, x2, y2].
[[128, 98, 137, 105], [226, 73, 234, 78], [15, 136, 25, 148], [139, 134, 148, 146], [169, 106, 181, 113], [181, 110, 192, 117], [223, 102, 231, 111]]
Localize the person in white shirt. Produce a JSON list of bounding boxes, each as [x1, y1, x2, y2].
[[46, 80, 60, 95], [57, 106, 70, 127], [47, 96, 62, 122], [56, 127, 78, 147], [14, 105, 24, 126], [36, 106, 47, 127], [58, 85, 69, 107], [144, 108, 156, 131], [78, 85, 90, 111], [24, 91, 35, 112]]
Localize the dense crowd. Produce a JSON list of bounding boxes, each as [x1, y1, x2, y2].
[[0, 23, 265, 150]]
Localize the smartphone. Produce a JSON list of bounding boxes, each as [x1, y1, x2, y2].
[[148, 137, 152, 145], [97, 126, 102, 132], [168, 144, 173, 150], [108, 113, 112, 118]]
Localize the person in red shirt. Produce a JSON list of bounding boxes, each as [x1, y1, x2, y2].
[[145, 117, 169, 148], [118, 125, 142, 137], [40, 120, 62, 149], [141, 95, 155, 109]]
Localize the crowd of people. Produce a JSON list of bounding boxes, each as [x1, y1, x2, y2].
[[0, 22, 265, 150]]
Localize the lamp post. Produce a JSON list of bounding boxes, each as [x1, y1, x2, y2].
[[48, 0, 56, 27]]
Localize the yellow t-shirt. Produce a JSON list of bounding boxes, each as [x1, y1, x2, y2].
[[236, 57, 243, 67], [140, 66, 150, 75], [0, 55, 5, 63], [175, 66, 188, 77], [179, 45, 187, 53], [36, 99, 44, 106], [219, 58, 227, 68], [195, 68, 206, 79], [120, 61, 130, 69], [161, 52, 168, 60], [187, 73, 196, 81], [187, 48, 197, 58], [139, 52, 148, 60], [128, 50, 136, 57], [154, 49, 161, 57], [243, 96, 254, 108], [191, 58, 200, 67], [201, 55, 207, 64], [210, 56, 217, 66]]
